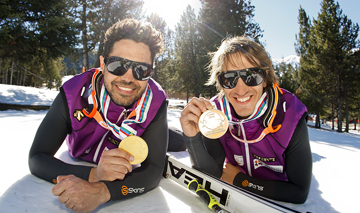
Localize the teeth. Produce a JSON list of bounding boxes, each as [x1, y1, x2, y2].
[[117, 86, 133, 91], [236, 96, 250, 102]]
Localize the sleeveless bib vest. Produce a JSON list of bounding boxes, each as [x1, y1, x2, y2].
[[61, 69, 166, 163], [212, 88, 307, 181]]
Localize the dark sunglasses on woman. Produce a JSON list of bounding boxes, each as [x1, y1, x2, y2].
[[104, 56, 153, 81], [217, 67, 265, 89]]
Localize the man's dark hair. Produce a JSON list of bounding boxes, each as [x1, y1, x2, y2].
[[103, 18, 164, 64]]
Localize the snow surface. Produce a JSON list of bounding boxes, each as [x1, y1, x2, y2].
[[1, 80, 360, 213]]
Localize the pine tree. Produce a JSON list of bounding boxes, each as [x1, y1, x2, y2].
[[312, 0, 359, 132], [175, 5, 204, 101], [0, 0, 78, 61], [295, 6, 326, 128], [344, 49, 360, 131], [91, 0, 144, 67], [277, 62, 299, 94], [198, 0, 262, 53], [295, 0, 359, 131], [196, 0, 263, 97], [147, 13, 175, 91]]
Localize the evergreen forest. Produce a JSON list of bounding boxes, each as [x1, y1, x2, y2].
[[1, 0, 359, 132]]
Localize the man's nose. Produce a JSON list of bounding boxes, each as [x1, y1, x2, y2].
[[233, 77, 249, 95], [121, 67, 135, 82]]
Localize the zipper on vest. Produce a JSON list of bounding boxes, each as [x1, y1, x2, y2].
[[123, 109, 129, 119], [116, 109, 128, 125], [93, 130, 110, 163], [239, 122, 252, 177]]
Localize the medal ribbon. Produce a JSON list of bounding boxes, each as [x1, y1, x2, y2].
[[218, 92, 268, 124], [99, 83, 153, 140], [217, 92, 270, 143]]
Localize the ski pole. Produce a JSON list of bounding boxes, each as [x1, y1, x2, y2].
[[187, 179, 225, 213]]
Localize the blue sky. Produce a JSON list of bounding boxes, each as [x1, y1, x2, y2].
[[252, 0, 360, 59], [143, 0, 360, 60]]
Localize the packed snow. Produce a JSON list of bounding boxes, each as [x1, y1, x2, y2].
[[0, 79, 359, 213]]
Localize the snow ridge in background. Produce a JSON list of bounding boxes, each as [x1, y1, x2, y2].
[[273, 54, 300, 68]]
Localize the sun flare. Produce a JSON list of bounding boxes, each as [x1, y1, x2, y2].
[[143, 0, 201, 29]]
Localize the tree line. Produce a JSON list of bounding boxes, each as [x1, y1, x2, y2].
[[1, 0, 359, 132], [0, 0, 262, 92], [294, 0, 360, 132], [274, 1, 360, 133]]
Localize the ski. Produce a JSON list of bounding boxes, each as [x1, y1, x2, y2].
[[163, 153, 302, 213]]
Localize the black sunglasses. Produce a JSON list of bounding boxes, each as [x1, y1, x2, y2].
[[104, 56, 153, 81], [217, 67, 265, 89]]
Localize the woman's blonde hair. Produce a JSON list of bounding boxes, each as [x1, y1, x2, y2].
[[206, 36, 278, 95]]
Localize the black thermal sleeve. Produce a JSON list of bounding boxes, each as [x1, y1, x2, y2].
[[102, 99, 169, 200], [168, 126, 187, 152], [184, 133, 225, 178], [28, 89, 93, 182], [233, 114, 312, 204]]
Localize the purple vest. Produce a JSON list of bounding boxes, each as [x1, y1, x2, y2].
[[62, 69, 166, 163], [212, 89, 307, 181]]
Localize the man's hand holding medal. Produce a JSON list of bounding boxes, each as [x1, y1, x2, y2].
[[180, 97, 228, 139]]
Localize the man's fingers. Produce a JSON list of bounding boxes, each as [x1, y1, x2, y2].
[[187, 97, 207, 112], [52, 175, 77, 196], [94, 148, 135, 181], [100, 150, 133, 173], [52, 179, 67, 196], [181, 97, 214, 120], [58, 193, 69, 204], [103, 148, 134, 163], [189, 97, 213, 112], [199, 97, 214, 110], [52, 185, 64, 196], [180, 97, 215, 137], [181, 112, 200, 127], [56, 174, 75, 184]]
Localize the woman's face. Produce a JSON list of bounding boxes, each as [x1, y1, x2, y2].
[[222, 54, 267, 119]]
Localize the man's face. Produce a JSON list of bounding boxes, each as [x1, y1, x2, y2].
[[100, 39, 151, 108], [223, 54, 266, 119]]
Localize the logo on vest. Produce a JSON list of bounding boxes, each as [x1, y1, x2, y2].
[[254, 159, 283, 173], [252, 153, 276, 162], [108, 136, 121, 146], [73, 109, 85, 122], [234, 154, 244, 166]]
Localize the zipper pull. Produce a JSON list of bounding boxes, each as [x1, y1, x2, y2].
[[116, 109, 127, 124], [124, 109, 128, 118]]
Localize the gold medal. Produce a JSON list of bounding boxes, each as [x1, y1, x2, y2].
[[199, 109, 228, 139], [119, 136, 148, 165]]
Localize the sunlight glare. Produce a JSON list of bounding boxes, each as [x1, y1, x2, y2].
[[143, 0, 201, 29]]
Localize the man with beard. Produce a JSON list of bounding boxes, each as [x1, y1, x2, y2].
[[29, 19, 182, 212]]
